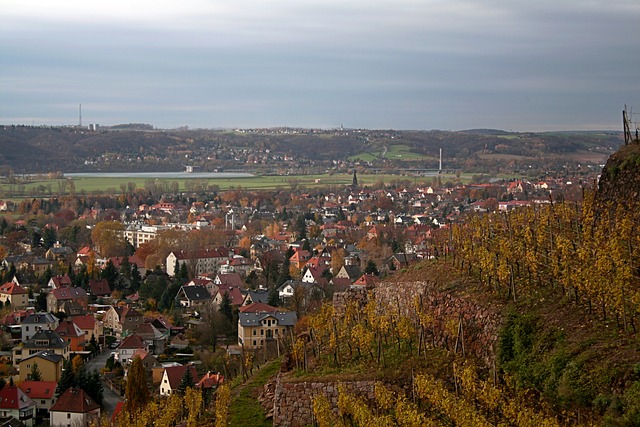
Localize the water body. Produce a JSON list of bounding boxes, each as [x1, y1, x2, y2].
[[65, 172, 254, 179]]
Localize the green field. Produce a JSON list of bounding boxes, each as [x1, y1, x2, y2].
[[0, 172, 459, 198], [349, 144, 432, 162]]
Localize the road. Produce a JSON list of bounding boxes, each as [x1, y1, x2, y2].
[[84, 349, 123, 417]]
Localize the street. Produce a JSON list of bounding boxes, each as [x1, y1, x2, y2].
[[84, 349, 123, 418]]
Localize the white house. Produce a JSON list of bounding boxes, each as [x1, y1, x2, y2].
[[49, 387, 100, 427]]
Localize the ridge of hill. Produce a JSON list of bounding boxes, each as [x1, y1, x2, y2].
[[0, 125, 622, 174]]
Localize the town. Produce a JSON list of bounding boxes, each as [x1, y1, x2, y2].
[[0, 162, 602, 426]]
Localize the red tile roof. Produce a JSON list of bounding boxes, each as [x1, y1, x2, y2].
[[164, 365, 199, 390], [0, 282, 27, 295], [119, 334, 145, 350], [71, 315, 96, 330], [51, 287, 87, 300], [50, 275, 72, 288], [197, 371, 224, 389], [50, 387, 99, 413], [88, 279, 111, 296], [239, 302, 278, 313], [55, 320, 84, 338], [216, 273, 244, 287], [0, 385, 35, 410], [19, 381, 56, 399]]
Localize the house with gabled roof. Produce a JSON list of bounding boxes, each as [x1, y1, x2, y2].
[[213, 273, 244, 288], [212, 286, 245, 307], [352, 274, 379, 288], [87, 279, 111, 299], [71, 315, 103, 345], [55, 320, 86, 353], [0, 385, 36, 427], [335, 265, 362, 282], [46, 287, 88, 314], [0, 282, 28, 308], [133, 322, 166, 355], [242, 289, 270, 306], [238, 303, 297, 350], [166, 247, 229, 278], [197, 371, 224, 392], [117, 334, 146, 364], [21, 312, 58, 342], [175, 285, 211, 308], [301, 266, 328, 285], [129, 349, 160, 373], [47, 275, 72, 291], [159, 364, 200, 396], [49, 387, 100, 427], [18, 351, 63, 382], [289, 249, 311, 270], [187, 278, 218, 297], [277, 280, 325, 306], [18, 380, 57, 417], [13, 331, 69, 368], [103, 305, 143, 338]]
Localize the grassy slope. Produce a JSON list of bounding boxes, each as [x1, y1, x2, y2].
[[227, 359, 281, 427]]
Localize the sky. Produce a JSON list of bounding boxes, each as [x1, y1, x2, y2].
[[2, 0, 640, 131]]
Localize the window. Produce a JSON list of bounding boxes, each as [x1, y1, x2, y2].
[[260, 329, 264, 336], [67, 413, 71, 419]]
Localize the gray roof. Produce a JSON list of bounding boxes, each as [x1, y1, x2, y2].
[[22, 330, 69, 350], [246, 289, 270, 304], [238, 310, 297, 328], [21, 350, 64, 364], [341, 265, 362, 279], [22, 312, 58, 325], [178, 285, 211, 302]]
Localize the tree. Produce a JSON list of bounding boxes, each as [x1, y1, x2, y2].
[[219, 292, 233, 325], [268, 286, 281, 307], [101, 259, 120, 290], [124, 356, 150, 415], [56, 359, 75, 397], [91, 221, 126, 258], [88, 334, 99, 355], [364, 260, 379, 276], [83, 370, 104, 407], [42, 227, 57, 249], [29, 362, 42, 381], [130, 264, 142, 292], [178, 367, 195, 395]]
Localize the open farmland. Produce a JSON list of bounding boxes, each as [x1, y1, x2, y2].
[[0, 172, 456, 199]]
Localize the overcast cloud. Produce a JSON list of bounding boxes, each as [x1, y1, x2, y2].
[[2, 0, 639, 131]]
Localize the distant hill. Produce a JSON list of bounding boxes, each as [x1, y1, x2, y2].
[[0, 125, 624, 174]]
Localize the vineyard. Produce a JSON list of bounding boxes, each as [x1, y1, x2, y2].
[[284, 193, 640, 426]]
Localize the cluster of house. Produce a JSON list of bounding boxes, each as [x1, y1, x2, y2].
[[0, 265, 303, 426]]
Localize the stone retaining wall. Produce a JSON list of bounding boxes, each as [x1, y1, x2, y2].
[[272, 378, 376, 427]]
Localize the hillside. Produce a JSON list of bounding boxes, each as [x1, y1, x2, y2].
[[263, 141, 640, 426], [0, 125, 622, 174], [596, 141, 640, 207]]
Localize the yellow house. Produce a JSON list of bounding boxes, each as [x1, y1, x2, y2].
[[18, 351, 63, 383], [0, 282, 29, 308], [13, 330, 70, 368], [237, 303, 297, 350]]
